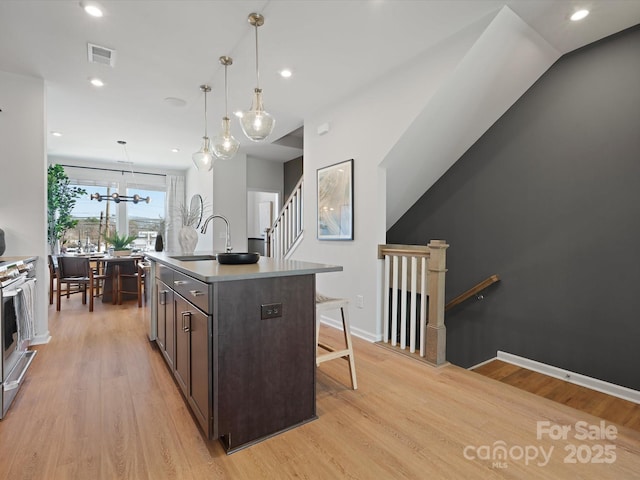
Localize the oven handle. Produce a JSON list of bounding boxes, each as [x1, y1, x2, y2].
[[3, 351, 37, 391], [2, 278, 36, 298], [3, 288, 21, 298]]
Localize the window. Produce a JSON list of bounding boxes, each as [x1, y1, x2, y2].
[[65, 184, 117, 253], [65, 182, 166, 253], [127, 187, 166, 252]]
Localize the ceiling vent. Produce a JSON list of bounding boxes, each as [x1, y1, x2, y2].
[[87, 43, 116, 67]]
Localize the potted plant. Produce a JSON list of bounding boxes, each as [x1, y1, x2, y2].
[[47, 164, 87, 254], [102, 231, 137, 256]]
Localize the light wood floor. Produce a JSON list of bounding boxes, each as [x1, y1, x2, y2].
[[472, 360, 640, 433], [1, 295, 639, 479]]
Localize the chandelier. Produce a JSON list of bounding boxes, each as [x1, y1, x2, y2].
[[90, 192, 150, 204], [90, 141, 151, 203]]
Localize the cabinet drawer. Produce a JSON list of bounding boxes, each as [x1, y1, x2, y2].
[[173, 270, 210, 313], [157, 263, 174, 285]]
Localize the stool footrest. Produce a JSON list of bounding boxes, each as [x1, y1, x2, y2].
[[316, 292, 358, 389]]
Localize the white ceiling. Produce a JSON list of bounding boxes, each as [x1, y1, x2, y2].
[[1, 1, 639, 171]]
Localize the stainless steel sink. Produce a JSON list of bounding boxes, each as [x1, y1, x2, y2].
[[169, 254, 217, 261], [216, 252, 260, 265]]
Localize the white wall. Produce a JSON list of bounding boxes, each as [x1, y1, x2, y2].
[[246, 156, 282, 239], [295, 7, 560, 341], [293, 19, 491, 341], [247, 191, 278, 238], [247, 156, 283, 203], [0, 70, 49, 344], [185, 153, 248, 253]]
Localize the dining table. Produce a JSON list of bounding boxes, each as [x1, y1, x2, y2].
[[84, 254, 143, 303]]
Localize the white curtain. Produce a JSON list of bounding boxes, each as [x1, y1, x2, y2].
[[165, 174, 185, 253]]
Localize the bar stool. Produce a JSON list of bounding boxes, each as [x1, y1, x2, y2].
[[117, 260, 148, 307], [315, 293, 357, 389]]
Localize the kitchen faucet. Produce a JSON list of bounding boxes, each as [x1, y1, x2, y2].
[[200, 214, 232, 253]]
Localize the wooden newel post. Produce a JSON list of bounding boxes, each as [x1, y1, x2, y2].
[[425, 240, 449, 366]]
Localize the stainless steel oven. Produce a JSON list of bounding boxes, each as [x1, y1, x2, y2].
[[0, 263, 37, 419]]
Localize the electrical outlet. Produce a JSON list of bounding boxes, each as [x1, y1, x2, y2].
[[356, 295, 364, 309], [261, 303, 283, 319], [218, 232, 226, 239]]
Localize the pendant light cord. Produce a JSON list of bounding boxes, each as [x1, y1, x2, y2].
[[224, 64, 229, 117], [254, 23, 260, 89], [203, 89, 208, 136]]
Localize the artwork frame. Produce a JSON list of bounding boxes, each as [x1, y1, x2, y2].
[[317, 159, 354, 241]]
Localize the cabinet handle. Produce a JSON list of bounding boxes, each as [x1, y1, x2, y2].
[[174, 280, 188, 286], [189, 290, 204, 297], [159, 290, 167, 305], [181, 311, 191, 332]]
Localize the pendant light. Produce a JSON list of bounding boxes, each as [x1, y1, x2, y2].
[[212, 56, 240, 160], [192, 84, 215, 171], [239, 13, 275, 142]]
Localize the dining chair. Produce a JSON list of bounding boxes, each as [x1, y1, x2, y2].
[[48, 254, 58, 305], [56, 256, 107, 312], [117, 258, 148, 307]]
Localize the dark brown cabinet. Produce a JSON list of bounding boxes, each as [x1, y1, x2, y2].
[[216, 275, 316, 452], [174, 293, 211, 437], [155, 279, 175, 369], [151, 259, 318, 453]]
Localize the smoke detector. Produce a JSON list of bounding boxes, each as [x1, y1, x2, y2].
[[87, 43, 116, 67]]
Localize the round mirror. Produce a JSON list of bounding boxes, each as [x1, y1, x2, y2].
[[190, 194, 204, 228]]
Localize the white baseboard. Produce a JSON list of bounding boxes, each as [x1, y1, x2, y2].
[[318, 315, 380, 343], [468, 357, 498, 370], [497, 351, 640, 405], [29, 333, 51, 345]]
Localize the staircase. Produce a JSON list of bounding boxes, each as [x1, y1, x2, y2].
[[264, 177, 303, 259]]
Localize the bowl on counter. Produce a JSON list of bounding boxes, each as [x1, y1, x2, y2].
[[216, 252, 260, 265]]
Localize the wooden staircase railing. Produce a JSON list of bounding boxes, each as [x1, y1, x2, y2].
[[378, 241, 449, 366], [445, 274, 500, 311], [265, 177, 303, 259]]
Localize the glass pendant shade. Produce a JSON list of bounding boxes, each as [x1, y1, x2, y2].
[[240, 13, 275, 142], [192, 136, 215, 171], [240, 88, 275, 142], [212, 117, 240, 160], [192, 84, 214, 171]]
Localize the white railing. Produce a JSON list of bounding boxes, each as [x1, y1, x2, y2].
[[378, 241, 449, 365], [265, 178, 303, 259]]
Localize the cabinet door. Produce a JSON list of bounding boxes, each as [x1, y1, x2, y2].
[[165, 288, 175, 369], [174, 294, 190, 396], [188, 303, 211, 437], [156, 279, 167, 350], [174, 293, 211, 437], [156, 280, 175, 369]]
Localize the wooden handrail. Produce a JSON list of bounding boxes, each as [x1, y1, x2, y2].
[[378, 244, 431, 259], [445, 274, 500, 311]]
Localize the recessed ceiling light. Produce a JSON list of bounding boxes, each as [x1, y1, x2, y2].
[[89, 77, 104, 87], [570, 9, 589, 21], [171, 148, 180, 153], [279, 69, 292, 78], [50, 131, 62, 137], [80, 1, 103, 17], [234, 110, 244, 119]]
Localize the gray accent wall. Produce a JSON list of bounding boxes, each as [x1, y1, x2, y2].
[[284, 156, 303, 200], [387, 25, 640, 390]]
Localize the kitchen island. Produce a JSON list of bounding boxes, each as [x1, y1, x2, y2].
[[145, 252, 341, 453]]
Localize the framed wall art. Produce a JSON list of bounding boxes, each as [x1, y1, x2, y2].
[[317, 159, 353, 240]]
